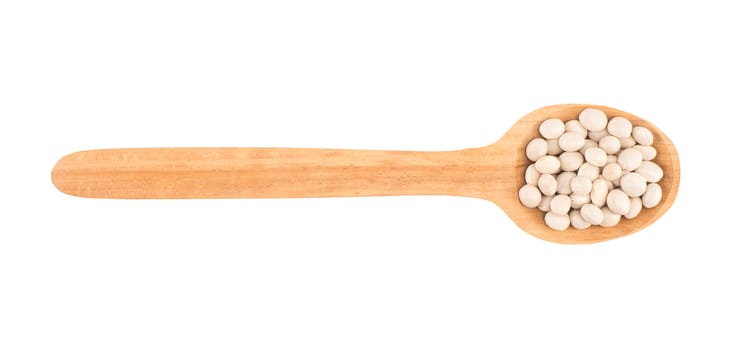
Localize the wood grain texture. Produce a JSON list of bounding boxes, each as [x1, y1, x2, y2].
[[52, 147, 501, 199], [52, 104, 680, 244]]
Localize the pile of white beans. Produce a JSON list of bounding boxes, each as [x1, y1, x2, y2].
[[518, 108, 664, 231]]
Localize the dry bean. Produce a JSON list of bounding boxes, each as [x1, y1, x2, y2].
[[525, 137, 548, 161], [550, 195, 572, 214], [577, 162, 600, 179], [535, 155, 561, 174], [635, 161, 663, 182], [617, 148, 643, 171], [519, 184, 542, 208], [540, 118, 565, 139], [544, 212, 570, 231], [607, 116, 633, 138], [606, 189, 631, 215], [558, 132, 585, 152], [590, 179, 609, 207], [598, 135, 621, 154], [632, 126, 654, 145], [538, 174, 558, 196], [602, 163, 622, 182], [584, 147, 608, 167], [579, 108, 607, 131], [559, 151, 584, 172], [633, 145, 656, 160], [642, 183, 662, 208], [619, 173, 647, 197], [580, 204, 604, 225]]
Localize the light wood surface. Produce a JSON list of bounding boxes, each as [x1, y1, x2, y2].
[[52, 104, 680, 244]]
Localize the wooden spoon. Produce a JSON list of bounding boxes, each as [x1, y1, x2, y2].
[[52, 104, 679, 244]]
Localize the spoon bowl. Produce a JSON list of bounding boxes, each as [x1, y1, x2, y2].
[[487, 104, 679, 243], [52, 104, 680, 244]]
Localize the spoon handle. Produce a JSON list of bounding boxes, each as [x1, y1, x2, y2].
[[52, 147, 504, 199]]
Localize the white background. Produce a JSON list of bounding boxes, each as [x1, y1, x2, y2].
[[1, 1, 733, 349]]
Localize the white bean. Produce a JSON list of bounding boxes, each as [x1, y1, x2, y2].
[[625, 197, 643, 219], [546, 139, 563, 155], [607, 116, 633, 138], [619, 173, 647, 197], [558, 132, 586, 152], [570, 176, 592, 195], [565, 120, 588, 137], [570, 210, 591, 229], [525, 137, 548, 161], [550, 195, 572, 214], [579, 108, 607, 131], [590, 179, 609, 207], [538, 174, 558, 196], [559, 152, 584, 172], [632, 126, 654, 146], [633, 145, 657, 160], [635, 161, 664, 183], [598, 135, 621, 154], [556, 171, 575, 195], [617, 148, 643, 171], [580, 204, 604, 225], [602, 163, 622, 182], [539, 118, 565, 139], [607, 155, 618, 165], [538, 195, 552, 212], [600, 207, 621, 227], [545, 212, 570, 231], [642, 183, 662, 208], [519, 185, 543, 208], [535, 155, 561, 174], [584, 147, 608, 167], [577, 162, 600, 179], [570, 193, 591, 209], [606, 189, 631, 215], [525, 164, 540, 186]]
